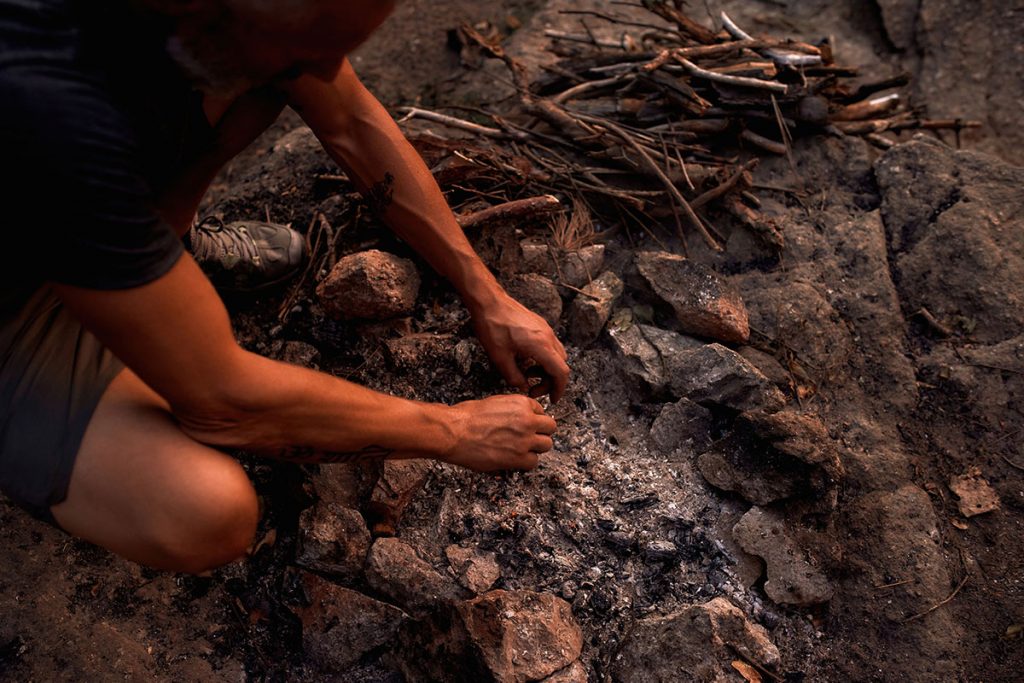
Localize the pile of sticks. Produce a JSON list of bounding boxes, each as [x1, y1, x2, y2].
[[400, 1, 979, 252]]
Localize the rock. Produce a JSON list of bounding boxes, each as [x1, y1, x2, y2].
[[732, 507, 834, 606], [697, 449, 802, 505], [875, 0, 918, 49], [456, 590, 583, 683], [698, 410, 844, 507], [611, 597, 779, 682], [445, 545, 501, 594], [506, 273, 563, 327], [297, 573, 409, 672], [296, 503, 371, 580], [308, 462, 376, 510], [521, 242, 606, 288], [278, 341, 321, 369], [365, 538, 462, 615], [568, 271, 623, 345], [607, 319, 702, 392], [666, 344, 786, 412], [738, 346, 790, 388], [542, 661, 588, 683], [636, 251, 750, 344], [949, 468, 1001, 517], [385, 333, 453, 371], [365, 460, 434, 537], [649, 398, 713, 454], [317, 250, 420, 320], [641, 540, 678, 562]]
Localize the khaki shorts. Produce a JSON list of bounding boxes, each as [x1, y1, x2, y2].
[[0, 288, 123, 524]]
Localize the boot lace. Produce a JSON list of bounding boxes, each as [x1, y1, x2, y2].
[[191, 217, 262, 265]]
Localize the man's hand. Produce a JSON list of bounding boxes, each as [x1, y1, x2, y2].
[[471, 292, 571, 403], [442, 395, 556, 471]]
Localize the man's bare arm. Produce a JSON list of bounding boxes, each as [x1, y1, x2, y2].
[[284, 62, 571, 401], [52, 255, 554, 470]]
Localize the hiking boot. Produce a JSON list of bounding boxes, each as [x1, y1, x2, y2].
[[189, 218, 306, 292]]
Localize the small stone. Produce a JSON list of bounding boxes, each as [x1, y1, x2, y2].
[[506, 273, 563, 327], [365, 460, 434, 537], [607, 320, 703, 392], [384, 333, 452, 371], [696, 449, 801, 505], [278, 340, 321, 369], [521, 241, 606, 288], [569, 271, 623, 345], [445, 545, 502, 594], [296, 503, 371, 580], [732, 507, 834, 607], [316, 249, 420, 320], [949, 468, 1001, 517], [297, 573, 409, 672], [456, 590, 584, 682], [636, 250, 750, 343], [365, 538, 462, 615], [666, 343, 786, 412], [650, 398, 713, 454], [642, 540, 678, 562]]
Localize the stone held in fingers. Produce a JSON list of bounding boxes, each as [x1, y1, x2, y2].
[[297, 572, 409, 672], [505, 273, 563, 327], [635, 250, 750, 344], [295, 502, 371, 581], [316, 249, 420, 320], [568, 270, 623, 345], [732, 506, 834, 607]]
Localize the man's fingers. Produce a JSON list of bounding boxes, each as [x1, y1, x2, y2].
[[531, 435, 554, 453], [532, 414, 557, 435], [495, 354, 528, 392]]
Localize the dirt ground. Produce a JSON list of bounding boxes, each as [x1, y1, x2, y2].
[[2, 1, 1023, 682]]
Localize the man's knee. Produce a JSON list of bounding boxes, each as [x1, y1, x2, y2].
[[155, 459, 259, 574]]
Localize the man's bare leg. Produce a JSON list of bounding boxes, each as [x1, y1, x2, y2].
[[50, 369, 259, 573]]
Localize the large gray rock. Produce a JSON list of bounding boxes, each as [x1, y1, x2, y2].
[[666, 344, 786, 412], [317, 249, 420, 320], [607, 319, 703, 392], [733, 507, 834, 607], [297, 573, 409, 672], [636, 251, 750, 344], [649, 398, 713, 454], [611, 597, 779, 682]]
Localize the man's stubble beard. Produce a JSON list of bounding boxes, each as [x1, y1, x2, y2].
[[166, 32, 255, 98]]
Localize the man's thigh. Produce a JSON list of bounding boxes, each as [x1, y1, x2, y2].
[[51, 369, 259, 571]]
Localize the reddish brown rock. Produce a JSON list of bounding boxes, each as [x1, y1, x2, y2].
[[505, 273, 563, 327], [521, 242, 606, 288], [445, 545, 501, 594], [365, 459, 434, 537], [636, 250, 750, 343], [316, 249, 420, 320], [456, 590, 584, 683], [297, 573, 409, 672], [365, 538, 462, 615], [296, 503, 371, 580]]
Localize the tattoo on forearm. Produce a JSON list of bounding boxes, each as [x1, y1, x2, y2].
[[276, 444, 394, 464], [366, 172, 395, 216]]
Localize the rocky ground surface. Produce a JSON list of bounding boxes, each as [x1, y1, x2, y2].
[[2, 1, 1023, 682]]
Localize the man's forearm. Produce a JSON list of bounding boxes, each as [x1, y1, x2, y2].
[[288, 64, 505, 311]]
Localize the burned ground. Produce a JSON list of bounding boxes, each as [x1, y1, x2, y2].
[[2, 1, 1023, 682]]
